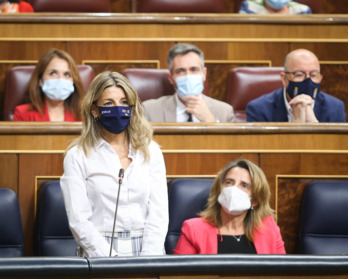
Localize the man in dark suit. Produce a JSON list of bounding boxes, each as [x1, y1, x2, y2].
[[246, 49, 346, 122]]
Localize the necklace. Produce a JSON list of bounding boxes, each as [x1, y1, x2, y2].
[[232, 235, 242, 242]]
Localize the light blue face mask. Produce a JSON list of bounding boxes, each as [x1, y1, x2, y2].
[[175, 74, 204, 100], [265, 0, 291, 10], [41, 79, 75, 101]]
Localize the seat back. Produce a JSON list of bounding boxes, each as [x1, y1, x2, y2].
[[34, 181, 78, 256], [32, 0, 112, 12], [295, 0, 323, 13], [137, 0, 224, 13], [0, 189, 24, 257], [165, 179, 213, 254], [226, 67, 283, 122], [3, 65, 95, 121], [122, 68, 175, 102], [298, 181, 348, 255]]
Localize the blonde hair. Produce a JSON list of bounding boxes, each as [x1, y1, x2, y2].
[[199, 159, 274, 242], [67, 71, 153, 160], [27, 48, 84, 119]]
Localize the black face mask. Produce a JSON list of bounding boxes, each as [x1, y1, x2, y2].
[[286, 78, 321, 100]]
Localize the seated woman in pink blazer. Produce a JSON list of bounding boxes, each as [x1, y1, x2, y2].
[[174, 159, 286, 255]]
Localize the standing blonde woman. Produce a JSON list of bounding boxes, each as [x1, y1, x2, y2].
[[174, 159, 285, 254], [60, 71, 168, 257]]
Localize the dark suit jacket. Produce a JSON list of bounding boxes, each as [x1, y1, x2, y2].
[[246, 88, 346, 122]]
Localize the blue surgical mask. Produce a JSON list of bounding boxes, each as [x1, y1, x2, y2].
[[175, 74, 204, 100], [41, 79, 75, 101], [286, 78, 320, 100], [98, 106, 131, 134], [265, 0, 291, 10]]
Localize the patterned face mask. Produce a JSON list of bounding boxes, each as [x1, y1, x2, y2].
[[286, 78, 320, 100], [97, 106, 131, 134]]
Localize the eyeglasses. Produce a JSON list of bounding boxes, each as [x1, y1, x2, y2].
[[284, 70, 321, 82]]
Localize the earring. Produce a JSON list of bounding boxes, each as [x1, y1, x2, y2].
[[251, 206, 254, 210]]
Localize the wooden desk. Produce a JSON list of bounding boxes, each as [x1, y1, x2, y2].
[[0, 122, 348, 255], [1, 14, 348, 120]]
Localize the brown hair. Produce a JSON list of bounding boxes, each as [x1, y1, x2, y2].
[[199, 159, 274, 241], [26, 48, 84, 119]]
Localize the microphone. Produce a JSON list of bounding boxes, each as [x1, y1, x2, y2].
[[109, 168, 124, 257]]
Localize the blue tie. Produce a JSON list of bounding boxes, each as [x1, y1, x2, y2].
[[187, 113, 193, 122]]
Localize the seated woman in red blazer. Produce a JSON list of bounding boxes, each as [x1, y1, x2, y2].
[[13, 48, 84, 121], [174, 159, 286, 255], [0, 0, 34, 13]]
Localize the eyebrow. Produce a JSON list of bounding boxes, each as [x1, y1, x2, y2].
[[224, 178, 251, 186]]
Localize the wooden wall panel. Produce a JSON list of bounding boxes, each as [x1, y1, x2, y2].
[[112, 0, 346, 14], [110, 0, 132, 13], [321, 0, 348, 14], [83, 61, 159, 76], [6, 150, 348, 256], [1, 16, 348, 119], [205, 61, 270, 101], [320, 62, 348, 121], [164, 153, 259, 176], [0, 154, 18, 193], [18, 153, 64, 256], [0, 123, 347, 255]]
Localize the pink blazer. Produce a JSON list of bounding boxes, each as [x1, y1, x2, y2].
[[174, 216, 286, 255]]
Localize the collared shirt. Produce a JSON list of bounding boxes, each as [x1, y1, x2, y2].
[[60, 139, 168, 257], [175, 93, 200, 123], [283, 87, 315, 122], [283, 87, 294, 122]]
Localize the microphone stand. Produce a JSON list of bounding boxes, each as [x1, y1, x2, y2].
[[109, 168, 124, 257]]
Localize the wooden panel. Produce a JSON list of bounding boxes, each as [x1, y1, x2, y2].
[[18, 153, 64, 256], [205, 61, 271, 101], [0, 154, 18, 193], [164, 153, 259, 175], [83, 60, 159, 76], [320, 62, 348, 122], [260, 153, 348, 254], [0, 123, 347, 255], [321, 0, 348, 14], [110, 0, 132, 13], [155, 133, 348, 150], [116, 0, 348, 14], [1, 16, 348, 119]]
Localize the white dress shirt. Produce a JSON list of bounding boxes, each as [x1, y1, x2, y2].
[[60, 139, 168, 257], [175, 93, 200, 123]]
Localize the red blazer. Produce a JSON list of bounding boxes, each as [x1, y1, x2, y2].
[[174, 216, 286, 255], [19, 2, 34, 12], [13, 103, 80, 121]]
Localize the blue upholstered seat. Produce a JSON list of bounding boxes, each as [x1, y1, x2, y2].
[[298, 181, 348, 255], [0, 189, 24, 257], [165, 179, 213, 254], [34, 181, 78, 256]]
